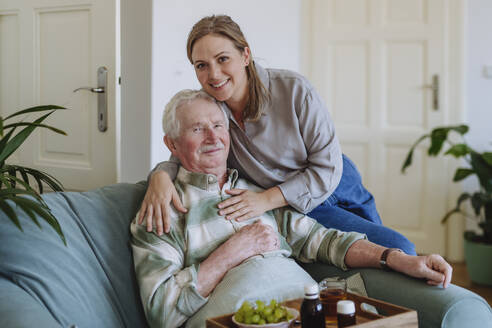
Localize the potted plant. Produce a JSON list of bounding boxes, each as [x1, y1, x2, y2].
[[401, 124, 492, 285], [1, 105, 67, 244]]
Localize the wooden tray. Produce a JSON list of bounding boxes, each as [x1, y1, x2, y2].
[[206, 293, 418, 327]]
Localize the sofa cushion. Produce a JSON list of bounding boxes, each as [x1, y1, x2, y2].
[[0, 182, 147, 328]]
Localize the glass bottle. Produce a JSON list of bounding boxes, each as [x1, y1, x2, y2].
[[300, 283, 325, 328], [337, 300, 356, 327]]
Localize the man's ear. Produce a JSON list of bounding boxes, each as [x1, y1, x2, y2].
[[164, 135, 178, 156]]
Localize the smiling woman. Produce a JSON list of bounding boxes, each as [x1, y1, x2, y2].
[[190, 34, 251, 126]]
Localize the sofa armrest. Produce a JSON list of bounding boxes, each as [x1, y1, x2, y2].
[[0, 278, 61, 328], [300, 262, 492, 328]]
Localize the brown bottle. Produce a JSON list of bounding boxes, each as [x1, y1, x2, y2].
[[300, 283, 325, 328], [337, 300, 356, 327]]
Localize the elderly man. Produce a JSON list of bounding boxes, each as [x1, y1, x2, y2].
[[130, 89, 452, 328]]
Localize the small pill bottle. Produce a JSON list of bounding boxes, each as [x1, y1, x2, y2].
[[337, 300, 356, 327], [300, 283, 324, 328]]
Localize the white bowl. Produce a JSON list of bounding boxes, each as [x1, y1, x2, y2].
[[232, 307, 299, 328]]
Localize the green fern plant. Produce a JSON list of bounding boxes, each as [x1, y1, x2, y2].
[[0, 105, 67, 244], [401, 124, 492, 244]]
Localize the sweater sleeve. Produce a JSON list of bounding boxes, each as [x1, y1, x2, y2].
[[147, 155, 181, 182], [273, 207, 366, 270], [130, 218, 208, 328]]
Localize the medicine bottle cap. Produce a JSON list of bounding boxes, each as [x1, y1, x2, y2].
[[304, 283, 319, 299], [337, 300, 355, 314]]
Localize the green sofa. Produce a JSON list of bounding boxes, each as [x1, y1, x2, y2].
[[0, 182, 491, 327]]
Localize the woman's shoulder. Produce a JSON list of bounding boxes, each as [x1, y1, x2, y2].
[[265, 67, 314, 91]]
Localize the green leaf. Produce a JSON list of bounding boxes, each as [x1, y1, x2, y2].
[[444, 144, 470, 158], [10, 196, 66, 245], [453, 168, 475, 182], [456, 192, 472, 207], [428, 128, 448, 156], [0, 116, 3, 136], [0, 172, 13, 189], [0, 188, 39, 197], [3, 105, 66, 121], [3, 122, 67, 136], [450, 124, 469, 135], [441, 209, 461, 224], [21, 167, 64, 192], [34, 173, 43, 194], [0, 199, 22, 231], [401, 134, 429, 173], [470, 151, 492, 193], [483, 152, 492, 166], [18, 167, 30, 185], [24, 198, 66, 245], [471, 192, 487, 216], [441, 192, 471, 224], [11, 197, 41, 229], [0, 125, 18, 162], [0, 173, 44, 203], [425, 125, 470, 156], [0, 112, 52, 163], [2, 165, 64, 193], [7, 166, 17, 188]]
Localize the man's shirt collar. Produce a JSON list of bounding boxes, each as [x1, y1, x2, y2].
[[176, 166, 239, 191]]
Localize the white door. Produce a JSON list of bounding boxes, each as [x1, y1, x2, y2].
[[0, 0, 116, 191], [308, 0, 453, 255]]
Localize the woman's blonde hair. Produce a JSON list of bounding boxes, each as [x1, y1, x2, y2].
[[186, 15, 269, 121]]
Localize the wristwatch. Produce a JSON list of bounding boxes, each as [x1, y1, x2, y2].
[[380, 248, 403, 271]]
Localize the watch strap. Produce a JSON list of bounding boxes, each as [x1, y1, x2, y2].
[[379, 248, 403, 271]]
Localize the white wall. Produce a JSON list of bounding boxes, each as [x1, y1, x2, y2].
[[120, 0, 153, 183], [464, 0, 492, 231], [466, 0, 492, 151]]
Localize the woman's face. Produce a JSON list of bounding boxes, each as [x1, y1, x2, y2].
[[191, 34, 250, 107]]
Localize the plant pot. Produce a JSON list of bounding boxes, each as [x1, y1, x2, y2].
[[464, 238, 492, 286]]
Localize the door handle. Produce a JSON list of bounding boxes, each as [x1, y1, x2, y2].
[[424, 74, 439, 111], [73, 87, 104, 93], [73, 66, 108, 132]]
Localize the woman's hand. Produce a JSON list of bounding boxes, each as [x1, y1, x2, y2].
[[137, 171, 187, 235], [218, 187, 287, 222]]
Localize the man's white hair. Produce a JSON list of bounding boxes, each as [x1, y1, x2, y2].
[[162, 89, 229, 138]]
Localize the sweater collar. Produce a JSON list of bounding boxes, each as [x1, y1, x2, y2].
[[176, 166, 239, 191]]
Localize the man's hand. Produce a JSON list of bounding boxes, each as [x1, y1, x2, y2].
[[218, 187, 287, 222], [345, 240, 453, 288], [137, 171, 187, 235], [196, 221, 280, 297], [226, 221, 280, 257], [389, 253, 453, 288]]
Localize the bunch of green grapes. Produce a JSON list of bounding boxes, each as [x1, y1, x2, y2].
[[234, 299, 294, 325]]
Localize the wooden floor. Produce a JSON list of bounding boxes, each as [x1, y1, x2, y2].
[[450, 262, 492, 306]]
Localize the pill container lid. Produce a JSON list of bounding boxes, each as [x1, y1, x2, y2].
[[337, 300, 356, 314]]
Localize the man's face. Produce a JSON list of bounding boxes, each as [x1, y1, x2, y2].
[[165, 98, 230, 175]]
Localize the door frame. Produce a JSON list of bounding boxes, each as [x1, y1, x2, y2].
[[300, 0, 467, 261]]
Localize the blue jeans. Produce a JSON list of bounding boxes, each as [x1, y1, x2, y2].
[[307, 155, 416, 255]]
